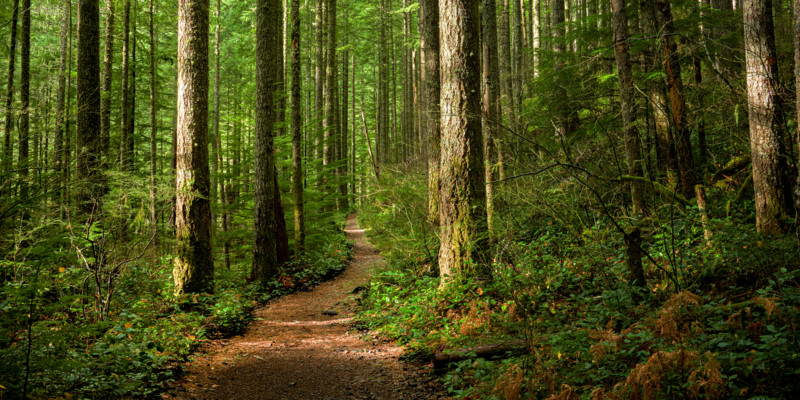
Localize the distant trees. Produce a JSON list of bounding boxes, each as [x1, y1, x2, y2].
[[3, 0, 19, 171], [3, 0, 800, 296]]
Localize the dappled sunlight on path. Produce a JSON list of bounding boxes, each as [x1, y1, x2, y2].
[[166, 214, 444, 400]]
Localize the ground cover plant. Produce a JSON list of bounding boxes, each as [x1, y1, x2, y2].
[[0, 174, 353, 399], [358, 165, 800, 400]]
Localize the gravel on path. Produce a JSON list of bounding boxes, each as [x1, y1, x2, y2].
[[165, 213, 445, 400]]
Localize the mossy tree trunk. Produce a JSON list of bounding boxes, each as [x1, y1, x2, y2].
[[173, 0, 214, 295], [438, 0, 488, 286]]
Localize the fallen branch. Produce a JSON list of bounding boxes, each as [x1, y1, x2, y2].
[[433, 339, 527, 369], [613, 175, 692, 207], [712, 156, 750, 184]]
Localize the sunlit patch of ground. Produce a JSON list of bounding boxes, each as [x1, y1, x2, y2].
[[165, 214, 445, 400]]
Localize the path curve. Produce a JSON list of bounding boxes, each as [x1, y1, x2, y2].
[[168, 214, 444, 400]]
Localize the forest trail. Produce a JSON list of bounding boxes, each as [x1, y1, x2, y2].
[[167, 214, 444, 400]]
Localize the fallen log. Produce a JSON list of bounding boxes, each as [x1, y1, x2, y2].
[[433, 339, 528, 369], [712, 156, 750, 184]]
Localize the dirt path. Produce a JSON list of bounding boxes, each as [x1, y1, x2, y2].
[[167, 214, 444, 400]]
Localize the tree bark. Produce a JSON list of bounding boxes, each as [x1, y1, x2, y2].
[[744, 0, 793, 234], [3, 0, 19, 171], [120, 0, 131, 170], [291, 0, 306, 256], [212, 0, 221, 218], [483, 0, 500, 233], [55, 0, 69, 204], [77, 0, 103, 214], [340, 25, 349, 209], [656, 0, 696, 199], [173, 0, 214, 295], [794, 0, 800, 227], [252, 0, 279, 284], [149, 0, 158, 224], [499, 0, 515, 134], [640, 0, 676, 183], [18, 0, 30, 201], [101, 0, 114, 166], [65, 2, 73, 205], [421, 0, 440, 225], [438, 0, 488, 285], [512, 0, 523, 112], [612, 0, 647, 216], [314, 0, 326, 169]]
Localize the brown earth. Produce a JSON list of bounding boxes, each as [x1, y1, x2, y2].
[[165, 213, 446, 400]]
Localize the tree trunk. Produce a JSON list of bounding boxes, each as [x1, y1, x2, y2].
[[18, 0, 31, 201], [291, 0, 306, 256], [65, 2, 73, 205], [483, 0, 500, 233], [340, 28, 349, 209], [252, 0, 279, 284], [438, 0, 488, 285], [120, 0, 131, 170], [794, 0, 800, 227], [323, 0, 338, 204], [512, 0, 523, 112], [277, 0, 287, 141], [351, 54, 356, 198], [77, 0, 102, 214], [314, 0, 326, 170], [212, 0, 221, 218], [499, 0, 515, 133], [149, 0, 158, 224], [129, 9, 137, 171], [640, 0, 676, 183], [173, 0, 214, 295], [553, 0, 568, 137], [274, 170, 290, 265], [3, 0, 19, 171], [421, 0, 440, 225], [744, 0, 793, 234], [55, 0, 69, 204], [612, 0, 647, 216], [101, 0, 114, 166], [656, 0, 696, 199]]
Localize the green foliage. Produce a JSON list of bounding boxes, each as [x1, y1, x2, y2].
[[0, 166, 353, 399]]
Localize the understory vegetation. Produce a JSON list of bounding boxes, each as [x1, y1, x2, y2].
[[0, 175, 353, 399], [359, 163, 800, 400]]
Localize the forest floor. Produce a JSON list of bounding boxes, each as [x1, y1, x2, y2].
[[164, 213, 445, 400]]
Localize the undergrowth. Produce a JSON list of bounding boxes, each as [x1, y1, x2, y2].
[[0, 223, 352, 400], [358, 168, 800, 400]]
